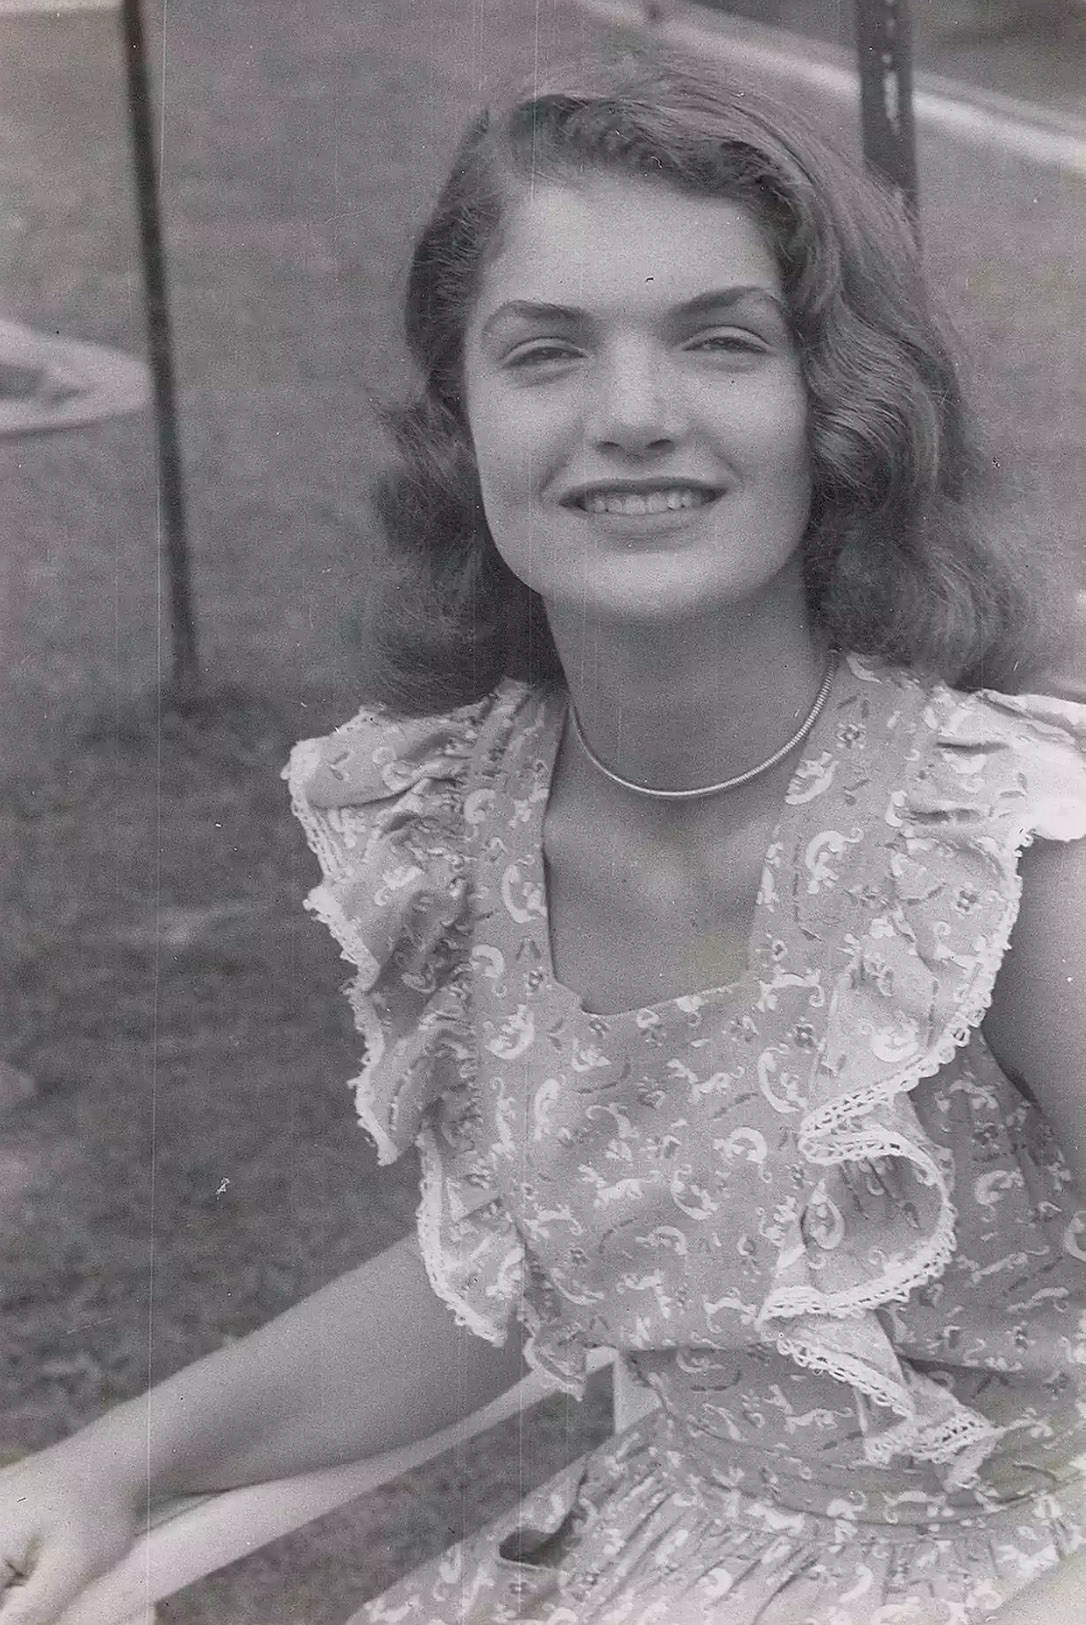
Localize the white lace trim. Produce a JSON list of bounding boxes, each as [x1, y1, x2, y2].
[[761, 781, 1063, 1480], [765, 809, 1044, 1330], [762, 1217, 958, 1323], [761, 673, 1086, 1473], [288, 723, 474, 1167], [289, 704, 528, 1351], [285, 736, 356, 883], [293, 881, 398, 1164], [414, 1122, 510, 1347], [864, 1406, 1005, 1476], [772, 1334, 909, 1419], [350, 1077, 400, 1166], [303, 881, 382, 983], [774, 1337, 1006, 1483], [517, 1289, 588, 1397]]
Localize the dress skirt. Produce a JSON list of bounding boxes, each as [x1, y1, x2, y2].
[[348, 1408, 1086, 1625]]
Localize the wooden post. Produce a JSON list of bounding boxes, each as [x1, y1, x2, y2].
[[854, 0, 919, 225], [120, 0, 198, 702]]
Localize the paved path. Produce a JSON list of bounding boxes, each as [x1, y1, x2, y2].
[[0, 317, 148, 433], [708, 0, 1086, 116], [611, 0, 1086, 174]]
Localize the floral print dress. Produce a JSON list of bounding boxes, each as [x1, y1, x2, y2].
[[286, 656, 1086, 1625]]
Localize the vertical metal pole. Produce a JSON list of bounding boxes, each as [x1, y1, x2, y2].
[[120, 0, 198, 701], [854, 0, 920, 226]]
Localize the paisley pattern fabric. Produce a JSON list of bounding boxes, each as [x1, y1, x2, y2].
[[286, 657, 1086, 1624]]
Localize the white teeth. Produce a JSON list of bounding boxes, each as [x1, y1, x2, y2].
[[583, 486, 713, 515]]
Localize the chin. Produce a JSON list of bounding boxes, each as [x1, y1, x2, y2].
[[562, 555, 802, 627]]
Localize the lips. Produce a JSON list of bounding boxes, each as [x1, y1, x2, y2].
[[565, 481, 722, 516]]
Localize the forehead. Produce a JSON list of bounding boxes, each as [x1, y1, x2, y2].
[[470, 174, 782, 325]]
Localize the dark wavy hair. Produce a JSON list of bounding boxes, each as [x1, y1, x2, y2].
[[360, 47, 1044, 712]]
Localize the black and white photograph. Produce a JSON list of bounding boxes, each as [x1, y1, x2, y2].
[[2, 2, 1086, 1621]]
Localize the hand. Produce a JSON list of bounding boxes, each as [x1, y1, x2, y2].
[[0, 1442, 140, 1625]]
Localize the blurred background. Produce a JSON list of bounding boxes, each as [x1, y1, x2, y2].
[[1, 1, 1084, 1619]]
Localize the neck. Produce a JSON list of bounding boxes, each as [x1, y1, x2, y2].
[[544, 574, 826, 794]]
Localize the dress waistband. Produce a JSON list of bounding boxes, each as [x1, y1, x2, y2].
[[640, 1399, 1086, 1535]]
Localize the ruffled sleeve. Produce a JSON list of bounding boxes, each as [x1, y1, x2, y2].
[[757, 672, 1086, 1484], [284, 692, 528, 1346]]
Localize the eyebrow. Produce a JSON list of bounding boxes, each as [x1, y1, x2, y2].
[[479, 285, 785, 339], [479, 300, 582, 338], [679, 287, 785, 321]]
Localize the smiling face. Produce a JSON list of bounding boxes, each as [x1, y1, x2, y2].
[[462, 173, 812, 630]]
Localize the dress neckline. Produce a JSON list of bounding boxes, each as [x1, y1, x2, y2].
[[505, 666, 845, 1024]]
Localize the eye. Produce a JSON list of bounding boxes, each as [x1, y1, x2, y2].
[[686, 329, 770, 359], [503, 340, 582, 371]]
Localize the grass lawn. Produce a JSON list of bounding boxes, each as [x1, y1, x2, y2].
[[1, 0, 1084, 1620]]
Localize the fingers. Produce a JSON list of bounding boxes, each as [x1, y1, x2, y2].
[[0, 1540, 111, 1625]]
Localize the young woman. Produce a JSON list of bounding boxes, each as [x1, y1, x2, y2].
[[3, 49, 1086, 1625]]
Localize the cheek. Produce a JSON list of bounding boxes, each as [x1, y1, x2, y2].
[[474, 449, 528, 532], [466, 426, 512, 542], [760, 389, 811, 489], [472, 406, 559, 519], [712, 371, 809, 471], [784, 422, 813, 491], [469, 425, 536, 576]]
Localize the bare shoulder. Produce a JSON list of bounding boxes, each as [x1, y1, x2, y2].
[[984, 836, 1086, 1189]]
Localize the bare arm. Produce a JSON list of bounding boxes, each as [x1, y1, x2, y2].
[[981, 836, 1086, 1623], [0, 1234, 527, 1623], [984, 836, 1086, 1191], [139, 1231, 525, 1494]]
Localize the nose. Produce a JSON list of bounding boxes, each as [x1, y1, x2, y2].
[[586, 341, 686, 458]]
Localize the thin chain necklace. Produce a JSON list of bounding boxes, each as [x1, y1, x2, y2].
[[567, 653, 837, 802]]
